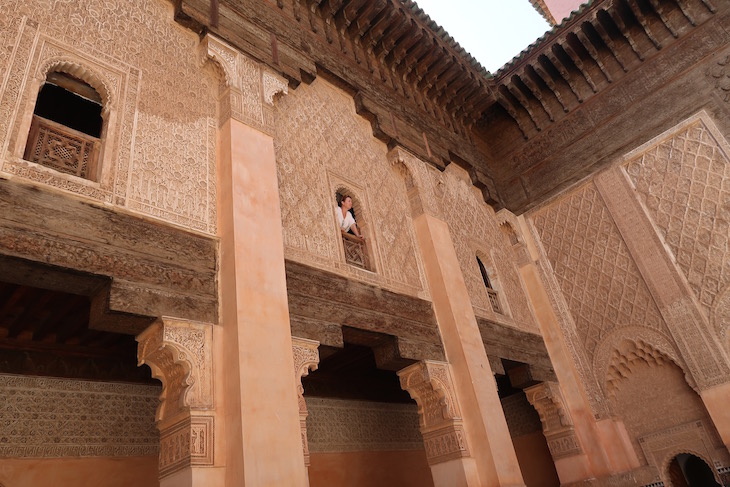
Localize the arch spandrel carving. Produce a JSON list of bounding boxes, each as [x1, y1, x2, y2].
[[137, 317, 214, 422]]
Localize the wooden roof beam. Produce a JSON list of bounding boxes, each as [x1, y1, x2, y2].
[[516, 72, 555, 121], [647, 0, 679, 37], [573, 29, 613, 83], [624, 0, 663, 49], [361, 8, 398, 50], [349, 0, 387, 37], [506, 80, 542, 131], [530, 61, 569, 112], [545, 50, 584, 103], [605, 3, 645, 60], [495, 88, 529, 139], [557, 42, 598, 93], [588, 13, 629, 72]]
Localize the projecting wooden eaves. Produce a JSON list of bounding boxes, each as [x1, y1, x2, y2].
[[175, 0, 502, 205], [481, 0, 725, 213]]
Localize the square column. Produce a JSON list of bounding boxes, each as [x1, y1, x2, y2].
[[203, 34, 307, 486]]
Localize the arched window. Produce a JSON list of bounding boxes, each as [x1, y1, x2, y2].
[[24, 71, 104, 180], [477, 256, 502, 314], [334, 189, 372, 271]]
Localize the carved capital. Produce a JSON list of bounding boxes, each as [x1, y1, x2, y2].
[[398, 360, 469, 464], [292, 337, 320, 467], [525, 381, 582, 459], [292, 337, 320, 413], [200, 34, 239, 90], [137, 317, 214, 422], [262, 70, 288, 106]]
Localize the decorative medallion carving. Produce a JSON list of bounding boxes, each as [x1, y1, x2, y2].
[[525, 381, 583, 460], [398, 360, 470, 464], [292, 336, 320, 466]]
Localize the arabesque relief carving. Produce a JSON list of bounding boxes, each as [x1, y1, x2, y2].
[[291, 336, 320, 467], [708, 54, 730, 103], [137, 317, 215, 478], [398, 360, 469, 465], [624, 116, 730, 331], [274, 78, 427, 298], [200, 33, 287, 135], [0, 374, 159, 458], [525, 381, 583, 460]]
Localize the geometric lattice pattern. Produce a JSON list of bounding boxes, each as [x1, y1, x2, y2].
[[0, 374, 160, 458], [625, 120, 730, 316], [532, 182, 665, 357], [306, 397, 423, 453], [26, 116, 97, 179]]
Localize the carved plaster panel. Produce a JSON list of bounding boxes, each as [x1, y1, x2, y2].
[[436, 164, 537, 331], [305, 397, 423, 453], [200, 34, 286, 136], [640, 421, 725, 486], [624, 114, 730, 335], [525, 381, 583, 460], [531, 181, 669, 358], [137, 317, 214, 422], [0, 1, 219, 234], [398, 360, 469, 464], [273, 78, 427, 298], [0, 374, 159, 458], [159, 414, 214, 478], [592, 326, 690, 398]]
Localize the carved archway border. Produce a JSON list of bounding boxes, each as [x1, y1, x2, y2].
[[593, 326, 692, 399], [660, 447, 723, 486], [37, 57, 113, 112]]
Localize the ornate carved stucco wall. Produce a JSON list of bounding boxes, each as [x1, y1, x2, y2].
[[0, 374, 159, 458], [305, 397, 423, 453], [273, 78, 428, 298], [527, 111, 730, 467], [624, 115, 730, 347], [0, 0, 218, 234]]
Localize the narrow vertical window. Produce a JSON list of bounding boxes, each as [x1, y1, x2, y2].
[[335, 190, 371, 270], [477, 256, 502, 314], [24, 71, 103, 180]]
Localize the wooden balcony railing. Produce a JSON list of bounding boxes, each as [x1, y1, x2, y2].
[[342, 232, 369, 270], [487, 288, 502, 314], [24, 115, 100, 180]]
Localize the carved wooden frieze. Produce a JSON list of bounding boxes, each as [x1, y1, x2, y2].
[[398, 360, 470, 465]]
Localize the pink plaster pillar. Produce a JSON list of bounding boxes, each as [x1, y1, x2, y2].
[[217, 117, 307, 487], [412, 212, 526, 487]]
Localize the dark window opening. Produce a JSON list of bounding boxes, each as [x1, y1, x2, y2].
[[477, 256, 503, 314], [34, 73, 103, 137]]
